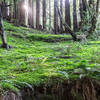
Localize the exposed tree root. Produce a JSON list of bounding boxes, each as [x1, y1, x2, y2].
[[1, 77, 100, 100]]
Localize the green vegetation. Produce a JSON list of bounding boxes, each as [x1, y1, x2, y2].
[[0, 22, 100, 92]]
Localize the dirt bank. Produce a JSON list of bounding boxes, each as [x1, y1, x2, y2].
[[0, 77, 100, 100]]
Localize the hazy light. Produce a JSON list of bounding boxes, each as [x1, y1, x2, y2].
[[23, 4, 28, 11], [69, 0, 73, 3], [63, 0, 73, 3]]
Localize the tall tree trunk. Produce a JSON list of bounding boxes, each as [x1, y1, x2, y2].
[[60, 0, 63, 33], [19, 0, 25, 26], [13, 0, 17, 24], [54, 0, 58, 34], [0, 6, 9, 49], [28, 0, 33, 28], [65, 0, 71, 29], [1, 0, 6, 18], [24, 0, 28, 26], [49, 0, 51, 30], [96, 0, 100, 14], [31, 0, 34, 28], [73, 0, 78, 32], [36, 0, 40, 29], [42, 0, 46, 30], [9, 0, 13, 20], [57, 6, 77, 41], [82, 0, 87, 11], [79, 0, 83, 21], [79, 0, 84, 30]]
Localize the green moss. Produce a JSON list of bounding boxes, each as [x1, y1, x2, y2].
[[0, 22, 100, 92]]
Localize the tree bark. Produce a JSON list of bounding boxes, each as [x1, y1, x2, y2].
[[60, 0, 63, 33], [19, 0, 25, 26], [54, 0, 59, 34], [79, 0, 83, 21], [73, 0, 78, 32], [0, 6, 9, 49], [28, 0, 33, 28], [86, 0, 100, 38], [9, 0, 13, 20], [96, 0, 100, 14], [31, 0, 34, 28], [57, 6, 77, 41], [13, 0, 17, 20], [36, 0, 40, 29], [65, 0, 71, 32], [42, 0, 46, 30], [49, 0, 51, 31]]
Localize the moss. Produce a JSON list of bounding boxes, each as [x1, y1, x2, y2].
[[0, 22, 100, 92]]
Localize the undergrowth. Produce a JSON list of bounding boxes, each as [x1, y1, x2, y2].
[[0, 22, 100, 93]]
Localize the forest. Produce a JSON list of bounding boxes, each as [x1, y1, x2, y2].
[[0, 0, 100, 100]]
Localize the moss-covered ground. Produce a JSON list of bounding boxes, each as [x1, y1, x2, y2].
[[0, 22, 100, 92]]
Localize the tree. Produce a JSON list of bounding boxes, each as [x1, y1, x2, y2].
[[36, 0, 40, 29], [28, 0, 33, 28], [31, 0, 34, 28], [57, 5, 78, 41], [86, 0, 100, 38], [13, 0, 17, 20], [19, 0, 25, 26], [65, 0, 71, 32], [42, 0, 46, 30], [0, 6, 9, 49], [54, 0, 59, 34], [60, 0, 63, 33], [49, 0, 51, 31], [9, 0, 13, 20], [73, 0, 78, 32], [79, 0, 83, 23]]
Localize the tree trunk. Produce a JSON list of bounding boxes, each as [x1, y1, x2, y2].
[[57, 5, 77, 41], [79, 0, 83, 21], [60, 0, 63, 33], [86, 0, 100, 38], [31, 0, 34, 28], [73, 0, 78, 32], [82, 0, 87, 11], [9, 0, 13, 21], [19, 0, 25, 26], [13, 0, 17, 20], [36, 0, 40, 29], [54, 0, 58, 34], [42, 0, 46, 30], [49, 0, 51, 31], [96, 0, 100, 14], [28, 0, 33, 28], [0, 6, 9, 49], [65, 0, 71, 32]]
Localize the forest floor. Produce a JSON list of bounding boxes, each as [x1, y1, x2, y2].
[[0, 22, 100, 99]]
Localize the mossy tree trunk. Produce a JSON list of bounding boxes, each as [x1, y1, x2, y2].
[[86, 0, 100, 38]]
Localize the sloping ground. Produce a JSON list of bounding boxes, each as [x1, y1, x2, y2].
[[0, 22, 100, 100]]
